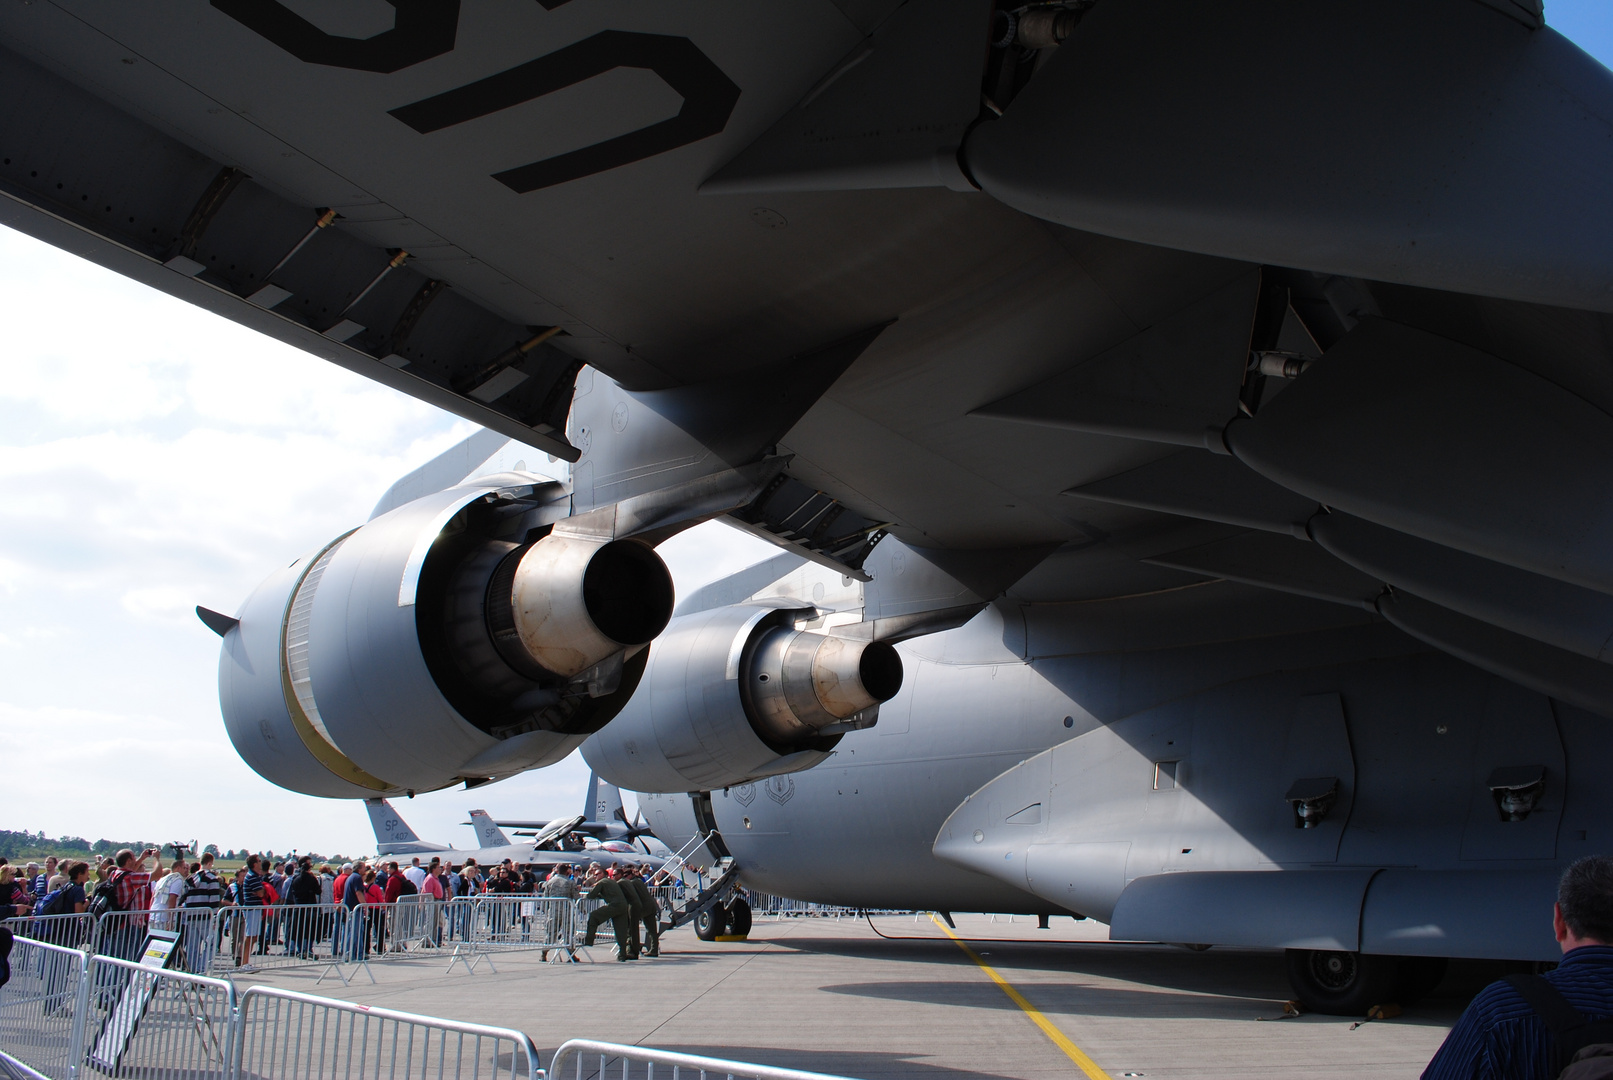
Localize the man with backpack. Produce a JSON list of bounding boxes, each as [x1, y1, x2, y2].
[[92, 848, 157, 961], [33, 861, 90, 948], [1424, 855, 1613, 1079]]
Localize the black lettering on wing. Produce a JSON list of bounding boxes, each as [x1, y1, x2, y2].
[[210, 0, 459, 74], [389, 30, 741, 192]]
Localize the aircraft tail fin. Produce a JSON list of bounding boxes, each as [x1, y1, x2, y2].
[[366, 798, 424, 853], [468, 809, 512, 848], [589, 773, 628, 824]]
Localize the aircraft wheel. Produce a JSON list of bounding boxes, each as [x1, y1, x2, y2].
[[725, 898, 752, 937], [1285, 949, 1398, 1015], [694, 907, 728, 942], [1395, 956, 1449, 1005]]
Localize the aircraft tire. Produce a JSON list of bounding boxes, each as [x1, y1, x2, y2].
[[1285, 949, 1399, 1016], [1394, 956, 1449, 1005], [726, 898, 753, 938], [694, 907, 728, 941]]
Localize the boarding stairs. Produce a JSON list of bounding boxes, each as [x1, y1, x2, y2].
[[661, 856, 739, 932], [657, 837, 740, 932]]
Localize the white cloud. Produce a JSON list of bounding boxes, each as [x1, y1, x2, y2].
[[0, 223, 780, 857]]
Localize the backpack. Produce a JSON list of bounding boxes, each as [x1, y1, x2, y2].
[[86, 873, 124, 920], [396, 876, 418, 897], [33, 886, 74, 918], [1506, 974, 1613, 1079]]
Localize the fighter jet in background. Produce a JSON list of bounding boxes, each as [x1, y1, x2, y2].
[[495, 774, 671, 857], [364, 793, 660, 871]]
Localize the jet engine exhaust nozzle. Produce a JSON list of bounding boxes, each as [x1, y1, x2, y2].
[[746, 628, 903, 744], [504, 534, 674, 678]]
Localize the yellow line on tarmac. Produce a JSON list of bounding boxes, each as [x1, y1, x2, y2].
[[931, 914, 1114, 1080]]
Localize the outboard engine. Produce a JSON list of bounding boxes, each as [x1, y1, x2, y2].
[[217, 474, 673, 798]]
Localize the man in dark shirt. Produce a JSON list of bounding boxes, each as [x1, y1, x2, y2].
[[1424, 855, 1613, 1079], [287, 857, 322, 959], [340, 861, 369, 961]]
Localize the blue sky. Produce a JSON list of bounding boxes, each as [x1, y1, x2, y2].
[[1, 7, 1609, 855], [1552, 0, 1613, 64]]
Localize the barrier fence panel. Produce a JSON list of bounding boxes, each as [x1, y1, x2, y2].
[[2, 914, 94, 952], [235, 985, 543, 1080], [387, 895, 442, 954], [444, 896, 577, 973], [78, 953, 238, 1079], [574, 898, 621, 950], [0, 936, 86, 1080], [457, 897, 574, 953], [4, 939, 863, 1080], [549, 1040, 863, 1080]]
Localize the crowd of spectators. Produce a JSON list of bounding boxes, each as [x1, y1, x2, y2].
[[0, 849, 674, 972]]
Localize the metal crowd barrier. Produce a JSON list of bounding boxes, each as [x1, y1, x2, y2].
[[2, 915, 94, 953], [0, 938, 237, 1080], [550, 1040, 861, 1080], [0, 936, 85, 1080], [6, 889, 664, 988], [0, 939, 868, 1080], [447, 896, 576, 972], [79, 954, 238, 1079], [235, 985, 542, 1079]]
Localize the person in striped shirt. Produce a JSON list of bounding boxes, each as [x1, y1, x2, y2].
[[179, 853, 226, 974], [1423, 856, 1613, 1080], [233, 855, 266, 972]]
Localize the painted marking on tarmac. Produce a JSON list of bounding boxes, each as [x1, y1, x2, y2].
[[932, 914, 1114, 1080]]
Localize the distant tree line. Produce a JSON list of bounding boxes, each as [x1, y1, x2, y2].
[[0, 829, 341, 863]]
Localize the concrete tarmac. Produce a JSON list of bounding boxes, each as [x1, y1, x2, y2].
[[241, 912, 1490, 1079]]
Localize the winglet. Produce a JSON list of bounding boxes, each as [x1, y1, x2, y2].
[[196, 605, 239, 637]]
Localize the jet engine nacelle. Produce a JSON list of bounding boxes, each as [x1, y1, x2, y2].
[[581, 603, 903, 792], [219, 477, 673, 799]]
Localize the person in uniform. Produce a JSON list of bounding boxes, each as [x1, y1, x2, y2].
[[622, 866, 660, 958], [612, 867, 644, 960], [582, 865, 633, 961]]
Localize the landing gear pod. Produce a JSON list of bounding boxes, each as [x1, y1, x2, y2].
[[580, 603, 904, 792], [217, 478, 673, 798]]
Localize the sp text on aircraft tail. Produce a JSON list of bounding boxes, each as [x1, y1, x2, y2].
[[366, 798, 445, 855], [468, 809, 512, 848]]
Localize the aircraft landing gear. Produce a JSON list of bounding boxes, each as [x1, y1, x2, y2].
[[693, 897, 752, 941], [1285, 950, 1449, 1015], [726, 897, 752, 937], [694, 906, 729, 941], [1286, 949, 1395, 1014]]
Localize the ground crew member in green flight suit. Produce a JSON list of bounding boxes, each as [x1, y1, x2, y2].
[[623, 866, 660, 958], [613, 867, 645, 959], [582, 865, 634, 961]]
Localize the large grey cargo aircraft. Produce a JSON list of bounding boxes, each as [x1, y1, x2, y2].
[[7, 0, 1613, 1015]]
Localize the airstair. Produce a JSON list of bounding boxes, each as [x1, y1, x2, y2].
[[654, 832, 740, 932]]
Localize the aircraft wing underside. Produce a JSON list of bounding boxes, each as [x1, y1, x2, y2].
[[8, 0, 1613, 714]]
